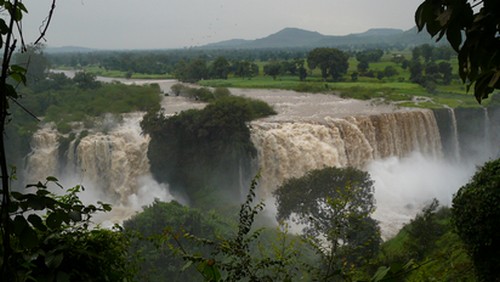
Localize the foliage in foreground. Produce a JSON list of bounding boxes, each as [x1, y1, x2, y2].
[[452, 158, 500, 281], [274, 167, 381, 280], [123, 200, 233, 282], [377, 201, 474, 281], [166, 176, 315, 282], [0, 178, 134, 282], [415, 0, 500, 102]]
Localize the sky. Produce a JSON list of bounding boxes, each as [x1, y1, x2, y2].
[[22, 0, 424, 50]]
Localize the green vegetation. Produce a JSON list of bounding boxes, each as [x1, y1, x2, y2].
[[452, 159, 500, 281], [3, 178, 135, 281], [16, 73, 161, 133], [416, 0, 500, 103], [49, 43, 499, 109], [274, 167, 381, 280], [141, 89, 276, 207], [120, 162, 499, 281], [376, 202, 475, 281], [307, 48, 349, 81], [123, 200, 233, 282]]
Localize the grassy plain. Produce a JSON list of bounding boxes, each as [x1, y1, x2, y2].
[[58, 65, 174, 79], [69, 52, 496, 109], [199, 55, 494, 109]]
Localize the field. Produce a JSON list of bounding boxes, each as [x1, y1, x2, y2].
[[74, 51, 496, 109]]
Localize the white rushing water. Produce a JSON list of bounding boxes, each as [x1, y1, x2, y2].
[[28, 75, 495, 237], [25, 113, 174, 225]]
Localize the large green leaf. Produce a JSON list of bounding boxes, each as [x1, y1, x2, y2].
[[28, 214, 47, 232], [46, 212, 64, 230], [20, 226, 39, 249]]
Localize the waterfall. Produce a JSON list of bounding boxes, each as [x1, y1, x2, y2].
[[484, 108, 491, 153], [448, 108, 461, 162], [25, 126, 60, 182], [251, 109, 442, 194], [24, 113, 173, 224]]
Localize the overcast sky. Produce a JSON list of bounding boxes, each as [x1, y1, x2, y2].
[[22, 0, 424, 50]]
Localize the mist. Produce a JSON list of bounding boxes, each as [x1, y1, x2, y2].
[[368, 152, 483, 238]]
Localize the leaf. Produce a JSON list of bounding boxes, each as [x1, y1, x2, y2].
[[17, 2, 28, 13], [11, 191, 26, 200], [8, 201, 19, 213], [20, 226, 39, 249], [474, 72, 495, 103], [46, 176, 59, 182], [26, 181, 47, 189], [26, 194, 47, 210], [56, 272, 70, 282], [46, 212, 64, 230], [414, 3, 427, 31], [488, 70, 500, 88], [13, 215, 29, 235], [3, 83, 18, 98], [446, 25, 462, 52], [9, 69, 26, 85], [371, 266, 390, 282], [0, 19, 8, 34], [45, 252, 64, 269], [28, 214, 47, 232], [68, 210, 82, 222], [10, 64, 26, 73], [36, 189, 51, 197], [101, 203, 112, 212], [181, 260, 193, 271]]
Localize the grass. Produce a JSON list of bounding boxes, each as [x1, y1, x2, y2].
[[200, 73, 488, 109], [63, 54, 498, 110], [60, 65, 174, 79]]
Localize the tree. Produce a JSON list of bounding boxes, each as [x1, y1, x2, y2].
[[210, 56, 230, 79], [409, 60, 424, 84], [438, 61, 453, 85], [357, 60, 369, 74], [0, 2, 136, 280], [72, 71, 101, 89], [307, 48, 349, 81], [13, 44, 49, 86], [452, 158, 500, 281], [404, 199, 445, 261], [232, 60, 258, 79], [1, 1, 55, 277], [141, 95, 276, 206], [273, 167, 380, 279], [416, 0, 500, 102], [355, 49, 384, 63], [3, 180, 135, 281], [263, 61, 282, 80], [383, 65, 399, 78], [295, 59, 308, 81], [123, 199, 233, 282], [355, 49, 384, 75]]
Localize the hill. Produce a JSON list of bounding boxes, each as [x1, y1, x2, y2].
[[200, 27, 441, 50]]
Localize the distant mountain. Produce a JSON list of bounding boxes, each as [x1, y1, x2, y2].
[[248, 28, 325, 48], [353, 28, 404, 37], [203, 39, 252, 48], [199, 27, 441, 50]]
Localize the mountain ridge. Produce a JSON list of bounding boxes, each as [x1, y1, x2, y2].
[[201, 27, 440, 49]]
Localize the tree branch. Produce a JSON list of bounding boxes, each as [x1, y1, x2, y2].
[[34, 0, 56, 45]]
